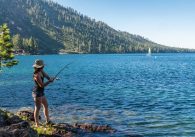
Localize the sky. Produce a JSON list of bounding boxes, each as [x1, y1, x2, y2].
[[52, 0, 195, 49]]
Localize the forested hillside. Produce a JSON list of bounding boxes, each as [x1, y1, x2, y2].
[[0, 0, 193, 54]]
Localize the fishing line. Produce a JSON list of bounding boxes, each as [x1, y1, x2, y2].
[[53, 54, 88, 80], [54, 62, 73, 79]]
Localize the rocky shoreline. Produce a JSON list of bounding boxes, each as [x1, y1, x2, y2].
[[0, 109, 116, 137]]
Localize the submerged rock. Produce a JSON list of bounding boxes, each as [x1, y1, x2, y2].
[[73, 123, 116, 133]]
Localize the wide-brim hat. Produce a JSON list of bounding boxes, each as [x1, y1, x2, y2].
[[33, 59, 45, 68]]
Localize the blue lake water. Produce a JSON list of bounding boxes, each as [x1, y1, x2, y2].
[[1, 53, 195, 136]]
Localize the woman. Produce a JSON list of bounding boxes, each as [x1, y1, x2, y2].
[[32, 59, 54, 127]]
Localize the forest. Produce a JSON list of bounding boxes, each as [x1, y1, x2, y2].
[[0, 0, 194, 54]]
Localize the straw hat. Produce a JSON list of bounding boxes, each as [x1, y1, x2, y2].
[[33, 59, 45, 68]]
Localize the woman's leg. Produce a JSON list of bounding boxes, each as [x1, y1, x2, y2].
[[34, 97, 42, 127], [41, 96, 50, 122]]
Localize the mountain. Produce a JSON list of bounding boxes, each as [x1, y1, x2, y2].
[[0, 0, 194, 54]]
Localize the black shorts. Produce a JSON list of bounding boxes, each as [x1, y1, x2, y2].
[[32, 90, 45, 98]]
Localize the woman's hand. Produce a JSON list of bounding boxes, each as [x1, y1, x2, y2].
[[49, 77, 55, 83]]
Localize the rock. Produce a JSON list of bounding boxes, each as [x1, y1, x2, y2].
[[0, 115, 5, 127], [51, 122, 116, 136], [17, 110, 41, 121], [11, 129, 22, 136], [16, 110, 117, 137], [53, 123, 79, 135], [0, 109, 38, 137], [0, 126, 36, 137], [64, 131, 75, 137], [74, 123, 116, 133], [5, 115, 23, 125], [10, 121, 29, 129], [0, 129, 13, 137], [0, 110, 7, 127]]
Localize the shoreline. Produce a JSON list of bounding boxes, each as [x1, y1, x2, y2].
[[0, 109, 119, 137]]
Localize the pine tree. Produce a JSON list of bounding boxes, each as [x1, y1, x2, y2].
[[0, 24, 18, 70], [12, 34, 23, 49]]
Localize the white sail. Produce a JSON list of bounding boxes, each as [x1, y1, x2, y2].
[[147, 48, 151, 56]]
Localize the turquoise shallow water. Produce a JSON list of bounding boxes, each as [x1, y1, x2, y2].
[[1, 53, 195, 136]]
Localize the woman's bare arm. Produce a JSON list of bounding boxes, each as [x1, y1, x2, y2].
[[34, 72, 51, 88], [42, 70, 51, 80]]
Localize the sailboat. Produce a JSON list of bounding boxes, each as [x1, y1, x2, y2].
[[147, 48, 151, 56]]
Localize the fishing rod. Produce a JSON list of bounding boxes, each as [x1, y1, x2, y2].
[[53, 54, 87, 80], [54, 62, 73, 79]]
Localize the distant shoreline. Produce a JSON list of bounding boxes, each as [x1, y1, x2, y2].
[[15, 52, 195, 56]]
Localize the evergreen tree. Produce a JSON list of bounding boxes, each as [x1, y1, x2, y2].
[[0, 24, 18, 70], [12, 34, 23, 49]]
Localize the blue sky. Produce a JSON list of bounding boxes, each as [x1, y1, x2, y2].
[[52, 0, 195, 49]]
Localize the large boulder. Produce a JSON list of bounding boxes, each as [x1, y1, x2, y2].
[[0, 109, 37, 137]]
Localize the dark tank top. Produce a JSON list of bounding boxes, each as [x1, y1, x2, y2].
[[33, 72, 45, 97]]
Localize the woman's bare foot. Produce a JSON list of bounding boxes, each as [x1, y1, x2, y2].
[[35, 123, 39, 127]]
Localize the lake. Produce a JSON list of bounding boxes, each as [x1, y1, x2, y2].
[[0, 53, 195, 136]]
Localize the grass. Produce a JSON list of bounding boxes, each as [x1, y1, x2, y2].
[[16, 113, 56, 136], [32, 124, 55, 135]]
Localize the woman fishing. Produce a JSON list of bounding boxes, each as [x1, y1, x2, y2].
[[32, 59, 54, 127]]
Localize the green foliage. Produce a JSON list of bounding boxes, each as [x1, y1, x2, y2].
[[0, 0, 194, 54], [0, 23, 18, 69], [12, 34, 38, 54], [12, 34, 23, 49], [32, 125, 55, 135]]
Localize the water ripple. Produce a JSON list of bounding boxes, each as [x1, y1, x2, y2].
[[1, 54, 195, 136]]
